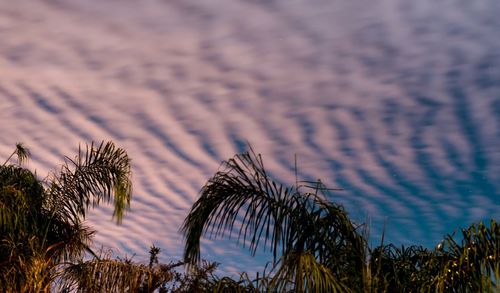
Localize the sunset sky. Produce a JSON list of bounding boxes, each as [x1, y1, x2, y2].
[[0, 0, 498, 274]]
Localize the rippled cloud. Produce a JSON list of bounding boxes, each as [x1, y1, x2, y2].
[[0, 0, 498, 274]]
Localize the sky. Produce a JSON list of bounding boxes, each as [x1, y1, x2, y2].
[[0, 0, 499, 275]]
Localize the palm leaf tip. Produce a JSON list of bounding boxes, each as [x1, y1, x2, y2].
[[2, 142, 31, 166], [15, 143, 31, 163], [112, 170, 133, 224], [94, 141, 133, 224]]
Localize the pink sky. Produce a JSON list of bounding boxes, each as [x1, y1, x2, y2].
[[1, 0, 498, 274]]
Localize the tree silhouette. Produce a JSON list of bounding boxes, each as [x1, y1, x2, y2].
[[182, 147, 500, 292], [1, 142, 497, 292], [0, 141, 132, 292], [181, 147, 364, 292]]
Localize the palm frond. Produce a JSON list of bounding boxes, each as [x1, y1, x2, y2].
[[43, 219, 95, 262], [181, 148, 297, 264], [269, 251, 351, 293], [0, 236, 62, 293], [181, 147, 362, 290], [367, 244, 443, 291], [47, 141, 132, 224], [59, 257, 176, 292], [434, 219, 500, 291]]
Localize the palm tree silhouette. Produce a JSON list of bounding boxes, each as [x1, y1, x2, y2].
[[181, 147, 500, 292], [181, 147, 365, 292], [0, 141, 132, 292]]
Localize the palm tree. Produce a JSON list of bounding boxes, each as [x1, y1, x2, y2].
[[181, 147, 500, 292], [59, 245, 184, 293], [0, 141, 132, 292], [433, 219, 499, 292], [366, 244, 445, 292], [181, 147, 365, 292]]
